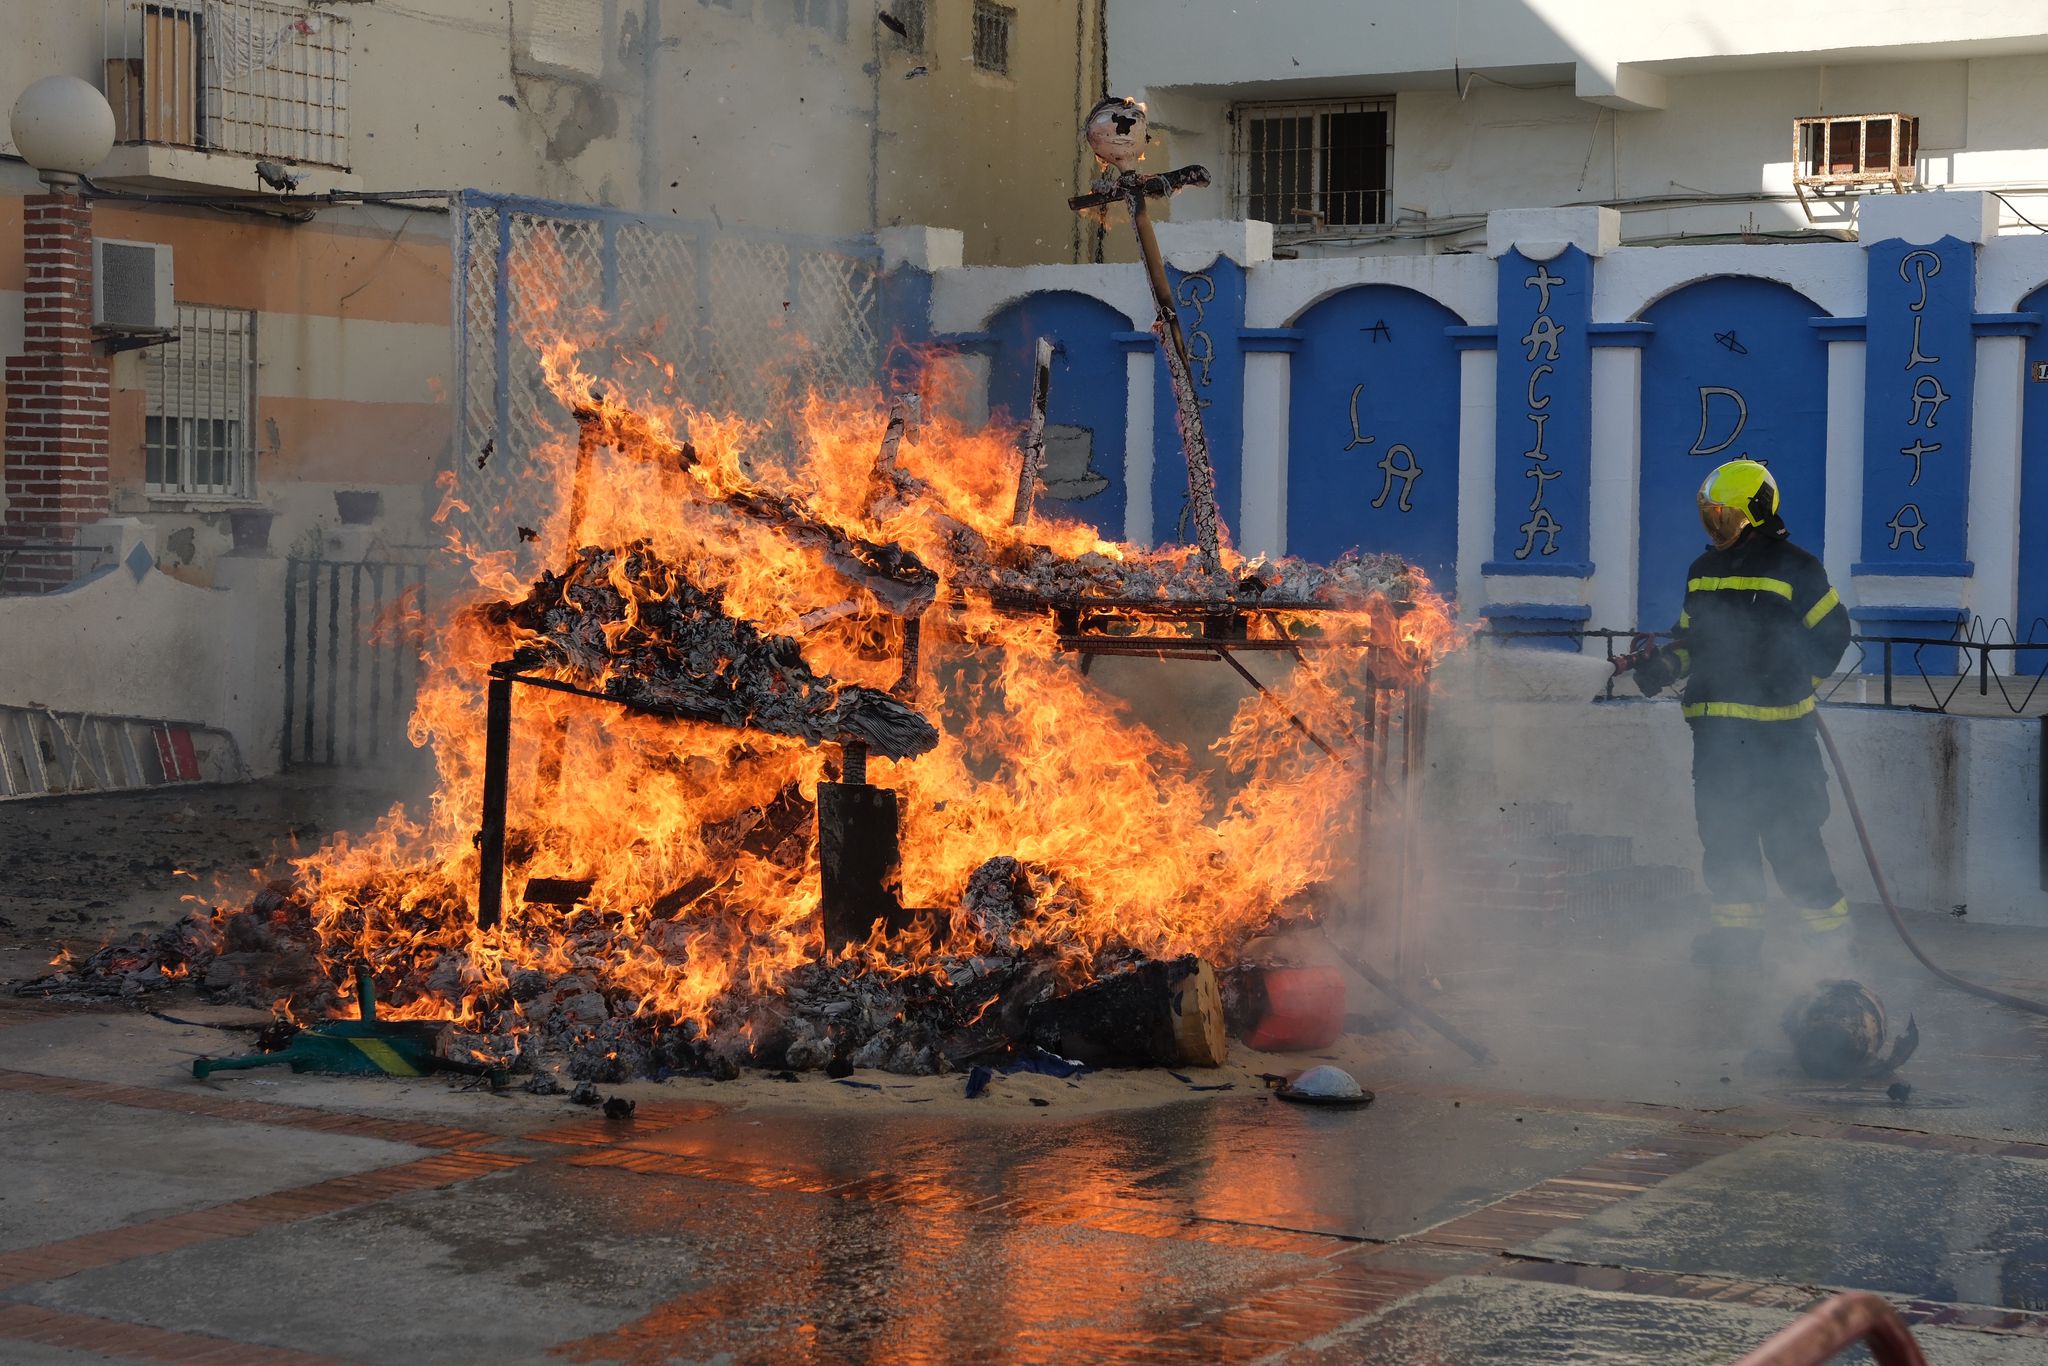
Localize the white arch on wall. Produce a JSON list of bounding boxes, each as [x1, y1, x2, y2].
[[1251, 254, 1494, 331], [1974, 235, 2048, 315], [927, 265, 1156, 336], [1633, 270, 1833, 326], [1598, 242, 1865, 323]]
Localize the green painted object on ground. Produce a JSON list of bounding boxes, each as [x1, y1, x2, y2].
[[191, 964, 453, 1080]]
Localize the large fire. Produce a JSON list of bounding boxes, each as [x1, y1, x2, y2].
[[216, 274, 1461, 1065]]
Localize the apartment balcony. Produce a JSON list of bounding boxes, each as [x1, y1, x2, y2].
[[97, 0, 355, 193]]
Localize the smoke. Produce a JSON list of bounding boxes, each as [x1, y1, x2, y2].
[[1289, 637, 2045, 1121]]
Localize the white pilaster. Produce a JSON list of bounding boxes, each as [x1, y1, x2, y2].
[[1239, 350, 1289, 558], [1588, 346, 1643, 635], [1456, 347, 1496, 610], [1969, 334, 2026, 633], [1823, 339, 1865, 603], [1123, 350, 1155, 546]]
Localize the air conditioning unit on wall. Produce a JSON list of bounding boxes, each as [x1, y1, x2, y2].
[[93, 239, 175, 333], [1792, 113, 1919, 221]]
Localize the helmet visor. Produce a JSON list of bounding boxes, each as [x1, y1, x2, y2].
[[1699, 496, 1749, 549]]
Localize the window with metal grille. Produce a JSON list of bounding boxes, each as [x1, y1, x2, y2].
[[1235, 99, 1392, 232], [103, 0, 351, 168], [972, 0, 1013, 74], [888, 0, 927, 51], [794, 0, 847, 40], [144, 305, 258, 500]]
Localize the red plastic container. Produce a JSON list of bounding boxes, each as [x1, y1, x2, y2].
[[1242, 965, 1347, 1052]]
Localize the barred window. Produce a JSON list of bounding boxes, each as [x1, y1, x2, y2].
[[887, 0, 926, 51], [793, 0, 847, 40], [1235, 99, 1392, 232], [145, 304, 257, 500], [972, 0, 1012, 75], [105, 0, 352, 169]]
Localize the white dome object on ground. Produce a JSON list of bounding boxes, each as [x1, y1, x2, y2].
[[1277, 1064, 1374, 1107]]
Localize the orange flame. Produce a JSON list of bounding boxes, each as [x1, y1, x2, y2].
[[261, 248, 1463, 1035]]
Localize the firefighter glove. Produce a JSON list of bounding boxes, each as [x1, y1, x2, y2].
[[1631, 649, 1678, 697]]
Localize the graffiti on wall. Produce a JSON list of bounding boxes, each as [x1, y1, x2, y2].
[[1490, 248, 1592, 572], [1861, 236, 1975, 572], [1286, 285, 1461, 585]]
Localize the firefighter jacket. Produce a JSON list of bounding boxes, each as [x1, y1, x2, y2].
[[1664, 520, 1849, 722]]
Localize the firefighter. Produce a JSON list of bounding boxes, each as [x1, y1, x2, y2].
[[1630, 459, 1852, 965]]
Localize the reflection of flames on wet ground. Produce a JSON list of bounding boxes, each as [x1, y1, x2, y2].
[[43, 270, 1463, 1081]]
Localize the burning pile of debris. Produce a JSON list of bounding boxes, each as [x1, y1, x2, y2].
[[25, 304, 1457, 1083]]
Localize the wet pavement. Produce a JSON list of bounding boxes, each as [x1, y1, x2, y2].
[[3, 778, 2048, 1362]]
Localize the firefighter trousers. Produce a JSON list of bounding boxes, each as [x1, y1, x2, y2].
[[1688, 716, 1847, 934]]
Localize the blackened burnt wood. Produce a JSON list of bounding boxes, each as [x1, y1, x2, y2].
[[523, 877, 594, 907], [489, 543, 939, 758], [818, 780, 911, 948], [1028, 956, 1227, 1068]]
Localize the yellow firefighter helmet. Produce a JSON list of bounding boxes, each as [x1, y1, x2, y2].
[[1697, 459, 1779, 550]]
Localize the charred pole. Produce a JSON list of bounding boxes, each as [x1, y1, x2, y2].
[[1012, 337, 1054, 526], [1069, 95, 1222, 573]]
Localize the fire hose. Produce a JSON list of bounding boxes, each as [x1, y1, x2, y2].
[[1612, 642, 2048, 1020], [1812, 711, 2048, 1019]]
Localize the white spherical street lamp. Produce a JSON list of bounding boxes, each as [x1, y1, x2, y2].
[[10, 75, 116, 188]]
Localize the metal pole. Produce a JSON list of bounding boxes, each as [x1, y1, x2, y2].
[[477, 670, 514, 930]]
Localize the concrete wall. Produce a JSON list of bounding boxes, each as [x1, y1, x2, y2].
[[1427, 644, 2044, 926], [1109, 0, 2048, 252], [0, 553, 288, 776]]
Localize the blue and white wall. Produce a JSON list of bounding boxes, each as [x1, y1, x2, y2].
[[891, 193, 2048, 664]]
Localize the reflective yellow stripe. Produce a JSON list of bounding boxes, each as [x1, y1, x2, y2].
[[1688, 575, 1794, 600], [1712, 902, 1764, 928], [349, 1038, 424, 1076], [1674, 648, 1691, 673], [1682, 696, 1816, 721], [1678, 610, 1691, 629], [1799, 897, 1850, 933], [1802, 587, 1841, 629]]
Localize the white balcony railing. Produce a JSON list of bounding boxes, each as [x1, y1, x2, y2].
[[101, 0, 351, 171]]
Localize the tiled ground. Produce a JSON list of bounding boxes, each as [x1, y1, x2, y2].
[[4, 989, 2048, 1364]]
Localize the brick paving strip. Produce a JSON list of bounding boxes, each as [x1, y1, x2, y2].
[[0, 1302, 358, 1365], [1410, 1125, 1757, 1254]]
